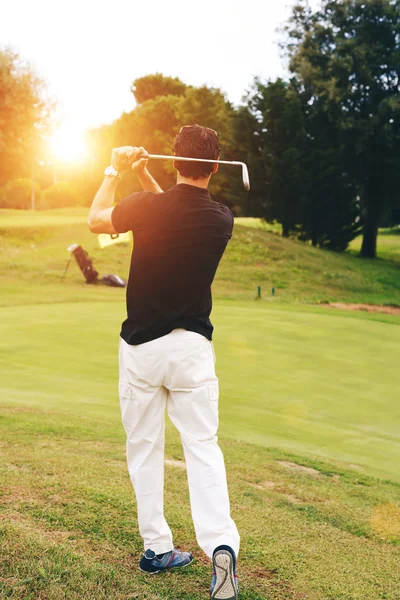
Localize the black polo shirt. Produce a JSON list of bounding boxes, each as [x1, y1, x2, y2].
[[111, 183, 233, 345]]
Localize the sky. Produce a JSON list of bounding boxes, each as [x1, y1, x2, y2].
[[1, 0, 319, 147]]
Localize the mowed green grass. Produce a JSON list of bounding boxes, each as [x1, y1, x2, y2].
[[0, 207, 89, 228], [1, 300, 400, 599], [1, 299, 399, 479], [1, 210, 400, 599]]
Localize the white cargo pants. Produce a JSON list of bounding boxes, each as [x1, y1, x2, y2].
[[119, 329, 240, 560]]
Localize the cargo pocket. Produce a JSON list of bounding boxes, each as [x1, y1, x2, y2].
[[118, 382, 137, 435], [119, 382, 134, 400]]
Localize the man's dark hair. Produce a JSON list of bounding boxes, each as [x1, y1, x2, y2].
[[173, 124, 220, 179]]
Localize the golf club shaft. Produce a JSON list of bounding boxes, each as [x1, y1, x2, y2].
[[148, 154, 243, 167]]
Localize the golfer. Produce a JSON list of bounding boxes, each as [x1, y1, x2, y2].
[[88, 124, 240, 600]]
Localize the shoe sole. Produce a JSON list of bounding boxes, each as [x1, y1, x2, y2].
[[139, 556, 194, 575], [211, 550, 237, 600]]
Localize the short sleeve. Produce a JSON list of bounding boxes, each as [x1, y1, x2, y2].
[[218, 203, 234, 237], [111, 191, 155, 233], [227, 207, 234, 234]]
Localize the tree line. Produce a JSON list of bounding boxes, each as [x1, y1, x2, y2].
[[1, 0, 399, 258]]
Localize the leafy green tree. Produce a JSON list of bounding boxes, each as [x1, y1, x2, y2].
[[42, 181, 80, 209], [0, 47, 52, 186], [297, 83, 362, 249], [230, 105, 265, 218], [300, 147, 362, 250], [131, 73, 187, 104], [249, 78, 306, 237], [3, 178, 41, 209], [284, 0, 400, 257]]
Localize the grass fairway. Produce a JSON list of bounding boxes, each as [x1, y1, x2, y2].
[[1, 210, 400, 599], [1, 300, 399, 481]]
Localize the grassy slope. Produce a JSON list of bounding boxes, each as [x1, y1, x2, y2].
[[236, 216, 400, 265], [1, 210, 400, 599], [1, 210, 400, 306]]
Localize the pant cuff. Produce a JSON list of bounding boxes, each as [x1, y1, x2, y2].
[[204, 535, 240, 561], [144, 542, 174, 554]]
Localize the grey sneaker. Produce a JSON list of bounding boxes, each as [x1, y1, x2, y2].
[[139, 548, 193, 574], [210, 545, 238, 599]]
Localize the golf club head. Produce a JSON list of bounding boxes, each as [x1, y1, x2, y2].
[[241, 163, 250, 191]]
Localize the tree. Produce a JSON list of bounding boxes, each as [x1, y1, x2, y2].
[[230, 105, 265, 217], [0, 47, 52, 186], [2, 178, 41, 209], [246, 73, 362, 248], [42, 181, 80, 209], [131, 73, 187, 104], [284, 0, 400, 257], [249, 78, 307, 237], [297, 82, 362, 249], [299, 147, 362, 250]]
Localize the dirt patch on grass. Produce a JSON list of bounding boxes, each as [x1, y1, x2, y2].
[[283, 494, 305, 505], [165, 459, 186, 469], [278, 461, 320, 476], [1, 486, 39, 505], [370, 503, 400, 541], [248, 479, 327, 505], [1, 516, 71, 545], [326, 303, 400, 316], [250, 481, 276, 491]]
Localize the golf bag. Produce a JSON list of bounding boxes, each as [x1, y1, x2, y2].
[[62, 243, 126, 287], [71, 245, 99, 284], [102, 274, 126, 288]]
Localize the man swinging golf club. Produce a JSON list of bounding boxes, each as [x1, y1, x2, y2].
[[88, 124, 240, 599]]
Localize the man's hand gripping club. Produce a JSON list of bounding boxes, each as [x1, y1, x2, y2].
[[88, 146, 162, 234]]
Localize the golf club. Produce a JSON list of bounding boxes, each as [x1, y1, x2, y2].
[[147, 154, 251, 191]]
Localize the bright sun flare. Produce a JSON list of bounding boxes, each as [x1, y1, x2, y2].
[[50, 127, 88, 163]]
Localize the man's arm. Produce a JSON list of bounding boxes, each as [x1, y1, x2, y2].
[[88, 146, 164, 234], [88, 146, 135, 234], [137, 166, 163, 193], [88, 177, 118, 234]]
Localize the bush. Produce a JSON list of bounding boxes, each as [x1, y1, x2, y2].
[[42, 181, 80, 209], [2, 179, 42, 209]]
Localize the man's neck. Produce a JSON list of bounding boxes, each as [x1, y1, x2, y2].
[[176, 174, 210, 189]]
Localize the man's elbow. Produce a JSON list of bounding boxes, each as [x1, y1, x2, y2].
[[88, 220, 106, 234], [88, 217, 97, 233], [88, 211, 103, 233], [87, 214, 117, 234]]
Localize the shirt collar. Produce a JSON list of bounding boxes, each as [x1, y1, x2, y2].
[[171, 183, 211, 199]]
